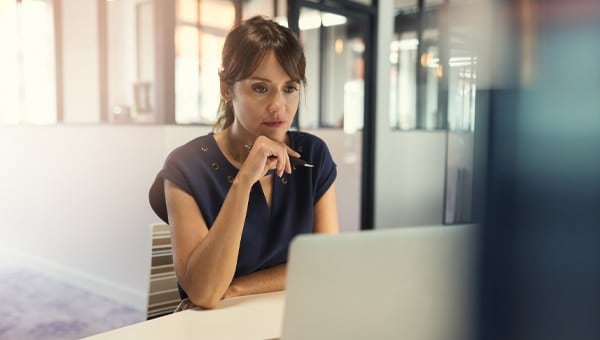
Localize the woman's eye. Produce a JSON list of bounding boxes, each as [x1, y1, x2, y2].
[[252, 84, 268, 93], [285, 85, 299, 93]]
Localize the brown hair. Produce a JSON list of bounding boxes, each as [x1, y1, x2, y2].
[[214, 16, 307, 131]]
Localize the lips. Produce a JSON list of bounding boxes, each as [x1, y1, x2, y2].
[[263, 120, 285, 128]]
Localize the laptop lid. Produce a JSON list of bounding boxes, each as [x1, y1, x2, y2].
[[281, 224, 477, 340]]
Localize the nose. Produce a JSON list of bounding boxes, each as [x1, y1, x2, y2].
[[267, 91, 285, 114]]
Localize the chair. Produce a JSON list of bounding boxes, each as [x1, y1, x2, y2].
[[146, 223, 181, 319]]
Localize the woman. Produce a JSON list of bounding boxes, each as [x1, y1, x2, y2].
[[149, 16, 339, 309]]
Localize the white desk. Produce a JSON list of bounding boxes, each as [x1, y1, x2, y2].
[[84, 291, 285, 340]]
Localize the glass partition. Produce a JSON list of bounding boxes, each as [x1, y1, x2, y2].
[[390, 1, 477, 132], [389, 1, 478, 224], [298, 8, 365, 133], [446, 26, 476, 132]]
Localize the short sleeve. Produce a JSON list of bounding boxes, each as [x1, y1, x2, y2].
[[314, 139, 337, 202], [290, 132, 337, 204], [148, 139, 202, 223]]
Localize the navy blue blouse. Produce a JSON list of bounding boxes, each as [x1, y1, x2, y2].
[[149, 131, 336, 297]]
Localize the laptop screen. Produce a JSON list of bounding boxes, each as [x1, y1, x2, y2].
[[281, 225, 477, 340]]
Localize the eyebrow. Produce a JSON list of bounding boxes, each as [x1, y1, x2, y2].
[[247, 76, 298, 84]]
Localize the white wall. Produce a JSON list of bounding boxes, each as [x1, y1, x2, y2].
[[374, 131, 447, 228], [0, 125, 165, 310]]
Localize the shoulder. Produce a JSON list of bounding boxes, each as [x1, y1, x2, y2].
[[288, 130, 329, 151], [166, 133, 215, 162], [288, 130, 335, 169]]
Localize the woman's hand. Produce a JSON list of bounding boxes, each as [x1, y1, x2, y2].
[[237, 135, 300, 183]]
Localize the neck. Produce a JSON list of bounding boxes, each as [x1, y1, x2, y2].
[[224, 126, 255, 165]]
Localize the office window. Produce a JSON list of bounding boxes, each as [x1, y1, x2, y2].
[[242, 0, 282, 19], [174, 0, 233, 125], [0, 0, 56, 125], [106, 0, 156, 123]]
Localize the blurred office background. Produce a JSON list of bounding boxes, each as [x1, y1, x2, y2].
[[1, 0, 599, 339]]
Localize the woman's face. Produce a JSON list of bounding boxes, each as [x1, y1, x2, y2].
[[226, 50, 300, 142]]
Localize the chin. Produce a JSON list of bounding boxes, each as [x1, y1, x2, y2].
[[262, 130, 288, 142]]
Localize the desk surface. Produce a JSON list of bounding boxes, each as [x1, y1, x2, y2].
[[84, 291, 285, 340]]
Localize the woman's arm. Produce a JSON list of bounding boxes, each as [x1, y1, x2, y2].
[[222, 182, 340, 299], [313, 183, 340, 234], [165, 177, 253, 309], [222, 263, 287, 299]]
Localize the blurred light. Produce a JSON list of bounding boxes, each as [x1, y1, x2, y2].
[[420, 52, 431, 67], [391, 38, 419, 51], [449, 57, 477, 67], [274, 16, 288, 27], [0, 0, 18, 16], [198, 1, 234, 30], [177, 0, 198, 23], [335, 38, 344, 54], [436, 65, 443, 78], [299, 13, 321, 30], [352, 40, 365, 53], [322, 13, 347, 27], [299, 12, 347, 30], [175, 26, 199, 57], [421, 56, 477, 68]]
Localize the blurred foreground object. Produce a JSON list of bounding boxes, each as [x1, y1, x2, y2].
[[475, 1, 600, 340]]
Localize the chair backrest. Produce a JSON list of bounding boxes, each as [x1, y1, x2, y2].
[[147, 223, 181, 319]]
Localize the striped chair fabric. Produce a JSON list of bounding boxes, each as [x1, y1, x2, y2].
[[147, 223, 181, 319]]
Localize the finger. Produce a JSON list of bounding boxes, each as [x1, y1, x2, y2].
[[285, 145, 301, 158], [269, 148, 286, 177], [268, 151, 283, 172], [279, 146, 293, 176], [276, 154, 285, 177], [264, 156, 279, 176], [284, 155, 293, 175]]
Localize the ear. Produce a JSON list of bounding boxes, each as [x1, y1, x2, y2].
[[220, 81, 232, 102]]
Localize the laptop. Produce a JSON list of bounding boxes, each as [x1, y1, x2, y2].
[[280, 224, 477, 340]]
